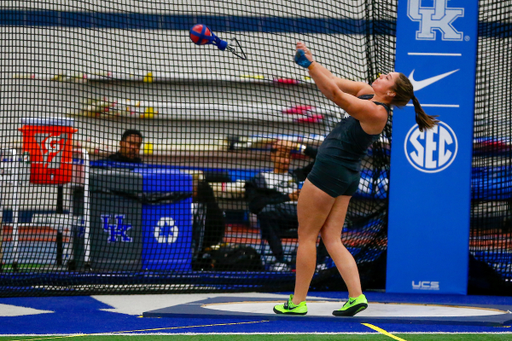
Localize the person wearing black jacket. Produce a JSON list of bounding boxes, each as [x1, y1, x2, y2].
[[107, 129, 143, 163], [245, 141, 321, 271]]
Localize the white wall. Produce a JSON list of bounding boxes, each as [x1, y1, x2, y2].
[[1, 1, 366, 17], [0, 1, 373, 156], [0, 1, 375, 211]]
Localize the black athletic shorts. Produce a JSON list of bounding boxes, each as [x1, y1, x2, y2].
[[307, 157, 360, 198]]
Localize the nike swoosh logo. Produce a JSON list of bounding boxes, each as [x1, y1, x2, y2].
[[408, 69, 459, 91]]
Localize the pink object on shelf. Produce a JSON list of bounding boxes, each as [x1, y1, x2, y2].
[[295, 114, 324, 123], [274, 78, 300, 84], [282, 105, 314, 115]]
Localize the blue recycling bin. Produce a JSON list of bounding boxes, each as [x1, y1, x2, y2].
[[134, 168, 193, 271]]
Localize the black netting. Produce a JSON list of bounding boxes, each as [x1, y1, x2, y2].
[[469, 1, 512, 295], [0, 0, 510, 297]]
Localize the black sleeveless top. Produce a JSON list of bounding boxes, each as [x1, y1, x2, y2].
[[316, 94, 390, 171]]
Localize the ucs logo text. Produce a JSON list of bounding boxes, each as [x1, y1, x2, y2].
[[412, 281, 440, 290]]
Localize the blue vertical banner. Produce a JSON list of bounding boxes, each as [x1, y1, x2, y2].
[[387, 0, 479, 294]]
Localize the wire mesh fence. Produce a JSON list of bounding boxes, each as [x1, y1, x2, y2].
[[0, 0, 510, 296]]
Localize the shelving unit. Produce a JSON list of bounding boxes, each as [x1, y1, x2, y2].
[[9, 70, 341, 166], [0, 148, 91, 270]]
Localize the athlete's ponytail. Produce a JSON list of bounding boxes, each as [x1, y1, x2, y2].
[[411, 95, 439, 131], [392, 73, 439, 132]]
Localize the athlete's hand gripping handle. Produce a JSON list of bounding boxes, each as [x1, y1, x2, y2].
[[294, 42, 314, 68]]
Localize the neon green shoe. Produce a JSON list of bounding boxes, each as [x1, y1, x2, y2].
[[333, 294, 368, 317], [273, 294, 308, 315]]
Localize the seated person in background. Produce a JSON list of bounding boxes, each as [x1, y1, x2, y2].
[[245, 140, 326, 271], [107, 129, 143, 163]]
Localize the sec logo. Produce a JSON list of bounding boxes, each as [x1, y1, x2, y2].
[[404, 121, 458, 173]]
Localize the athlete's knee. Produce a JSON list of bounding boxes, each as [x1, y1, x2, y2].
[[297, 228, 319, 244], [320, 233, 343, 251], [320, 227, 341, 242]]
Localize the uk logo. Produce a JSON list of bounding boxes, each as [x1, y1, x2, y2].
[[102, 214, 132, 242], [404, 122, 458, 173], [408, 0, 464, 41], [154, 217, 179, 244]]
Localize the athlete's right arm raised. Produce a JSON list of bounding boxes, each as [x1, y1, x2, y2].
[[332, 77, 373, 97]]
